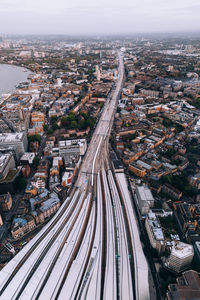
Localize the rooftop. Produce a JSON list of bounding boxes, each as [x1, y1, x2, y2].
[[58, 139, 86, 148], [147, 211, 164, 241], [40, 193, 60, 213], [0, 132, 24, 143], [168, 270, 200, 299], [136, 185, 154, 202], [195, 241, 200, 252], [13, 217, 27, 227], [20, 152, 35, 162], [171, 241, 194, 259], [0, 154, 11, 173]]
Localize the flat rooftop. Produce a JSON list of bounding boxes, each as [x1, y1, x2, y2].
[[0, 154, 11, 173], [0, 132, 24, 143], [58, 139, 86, 147], [171, 241, 194, 258], [136, 185, 154, 202]]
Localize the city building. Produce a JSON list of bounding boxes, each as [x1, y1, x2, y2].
[[193, 241, 200, 269], [11, 216, 36, 239], [163, 184, 183, 200], [62, 171, 73, 187], [128, 162, 147, 177], [175, 203, 196, 235], [58, 139, 87, 164], [0, 145, 20, 163], [166, 242, 194, 274], [28, 111, 45, 135], [0, 153, 16, 180], [135, 185, 154, 215], [0, 193, 12, 211], [0, 133, 28, 157], [95, 65, 101, 81], [145, 210, 165, 254], [32, 193, 60, 224], [167, 270, 200, 299], [0, 214, 3, 226], [20, 152, 36, 165]]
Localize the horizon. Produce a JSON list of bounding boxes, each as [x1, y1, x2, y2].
[[1, 30, 200, 39]]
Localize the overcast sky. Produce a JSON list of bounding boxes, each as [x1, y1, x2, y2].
[[0, 0, 200, 35]]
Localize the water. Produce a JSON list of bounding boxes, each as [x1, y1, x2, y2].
[[0, 64, 30, 96]]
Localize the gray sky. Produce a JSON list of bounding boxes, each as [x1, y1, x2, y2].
[[0, 0, 200, 35]]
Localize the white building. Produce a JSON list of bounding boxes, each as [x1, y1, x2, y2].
[[58, 139, 87, 163], [20, 152, 36, 165], [0, 132, 28, 157], [166, 242, 194, 274], [0, 214, 3, 226], [52, 157, 63, 168], [0, 153, 16, 179], [95, 65, 101, 81], [145, 210, 165, 254], [135, 185, 154, 215], [62, 171, 73, 187], [140, 89, 159, 98], [19, 50, 32, 58], [34, 51, 45, 58], [32, 178, 46, 190]]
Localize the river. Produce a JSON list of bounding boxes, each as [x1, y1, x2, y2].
[[0, 64, 30, 97]]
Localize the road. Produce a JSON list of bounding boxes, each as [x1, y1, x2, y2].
[[0, 51, 150, 300]]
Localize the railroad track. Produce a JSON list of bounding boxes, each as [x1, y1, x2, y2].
[[0, 51, 151, 300]]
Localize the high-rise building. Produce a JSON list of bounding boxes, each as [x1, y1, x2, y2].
[[95, 65, 101, 81]]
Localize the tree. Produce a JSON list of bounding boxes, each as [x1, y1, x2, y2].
[[86, 118, 95, 128], [43, 124, 49, 132], [28, 134, 41, 145], [165, 149, 176, 158], [71, 121, 78, 129], [78, 119, 87, 130], [14, 176, 27, 192], [51, 116, 58, 123], [18, 178, 27, 191], [47, 128, 54, 134], [52, 123, 59, 131], [99, 102, 104, 109], [80, 112, 89, 120], [61, 116, 69, 128], [33, 156, 40, 168], [67, 112, 76, 122]]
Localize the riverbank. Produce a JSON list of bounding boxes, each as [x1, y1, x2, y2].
[[0, 64, 31, 96]]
